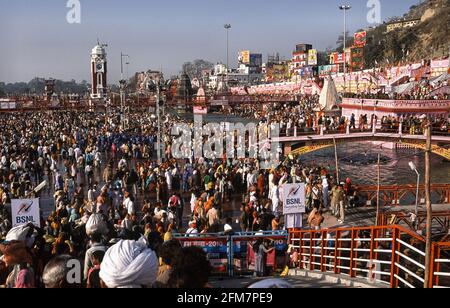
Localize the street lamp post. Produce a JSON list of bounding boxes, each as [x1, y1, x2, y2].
[[409, 161, 421, 230], [120, 52, 130, 130], [224, 24, 231, 71], [339, 5, 351, 93], [224, 24, 231, 91]]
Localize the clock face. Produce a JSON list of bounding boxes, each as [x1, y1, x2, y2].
[[96, 63, 103, 71]]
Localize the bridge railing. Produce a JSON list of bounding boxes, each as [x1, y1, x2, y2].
[[289, 225, 450, 288], [356, 184, 450, 207]]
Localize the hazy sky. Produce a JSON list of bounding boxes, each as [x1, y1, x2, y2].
[[0, 0, 420, 83]]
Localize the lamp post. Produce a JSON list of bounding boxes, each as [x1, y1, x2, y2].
[[148, 76, 166, 164], [224, 24, 231, 71], [125, 62, 130, 81], [339, 5, 351, 93], [409, 161, 420, 230], [120, 52, 130, 81], [120, 52, 130, 130], [224, 24, 231, 91]]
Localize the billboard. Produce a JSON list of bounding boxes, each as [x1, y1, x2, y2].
[[330, 52, 345, 64], [281, 183, 306, 215], [308, 49, 318, 66], [354, 31, 367, 47], [11, 199, 41, 227], [249, 53, 263, 67], [319, 65, 339, 76], [350, 47, 365, 71], [239, 50, 250, 64]]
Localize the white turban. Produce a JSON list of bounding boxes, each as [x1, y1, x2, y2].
[[100, 237, 158, 288], [5, 224, 36, 248]]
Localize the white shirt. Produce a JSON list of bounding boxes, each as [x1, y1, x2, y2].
[[190, 194, 197, 214], [74, 148, 82, 160], [186, 228, 198, 237], [270, 186, 280, 212], [88, 188, 96, 202], [123, 197, 135, 216]]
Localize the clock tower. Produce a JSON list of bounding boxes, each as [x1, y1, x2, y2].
[[90, 41, 108, 99]]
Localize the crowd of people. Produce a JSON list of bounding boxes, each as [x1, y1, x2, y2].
[[0, 87, 447, 288]]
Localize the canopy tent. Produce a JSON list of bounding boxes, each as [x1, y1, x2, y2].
[[390, 81, 416, 95]]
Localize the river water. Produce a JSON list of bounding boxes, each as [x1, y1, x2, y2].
[[300, 143, 449, 186]]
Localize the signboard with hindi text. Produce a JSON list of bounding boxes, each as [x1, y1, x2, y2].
[[308, 49, 318, 66], [11, 198, 41, 227], [282, 183, 306, 215]]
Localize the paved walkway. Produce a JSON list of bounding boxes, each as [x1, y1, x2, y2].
[[209, 270, 387, 288], [210, 276, 346, 289]]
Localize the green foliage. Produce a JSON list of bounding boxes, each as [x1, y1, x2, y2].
[[182, 59, 214, 80]]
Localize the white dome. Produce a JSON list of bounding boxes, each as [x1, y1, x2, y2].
[[91, 45, 106, 56]]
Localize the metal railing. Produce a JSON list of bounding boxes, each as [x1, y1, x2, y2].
[[173, 231, 288, 277], [288, 225, 450, 288], [356, 184, 450, 207]]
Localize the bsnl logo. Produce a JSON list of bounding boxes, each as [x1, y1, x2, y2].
[[16, 201, 37, 224], [286, 186, 302, 206]]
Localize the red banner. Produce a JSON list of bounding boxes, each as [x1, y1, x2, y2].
[[354, 31, 367, 47]]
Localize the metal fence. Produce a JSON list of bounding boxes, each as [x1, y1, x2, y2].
[[174, 231, 288, 277], [288, 225, 450, 288]]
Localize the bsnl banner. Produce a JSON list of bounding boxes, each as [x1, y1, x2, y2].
[[282, 183, 306, 215], [11, 199, 41, 228]]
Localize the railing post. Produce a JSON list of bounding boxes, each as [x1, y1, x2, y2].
[[320, 231, 325, 272], [369, 227, 375, 271], [300, 232, 304, 270], [320, 125, 324, 136], [309, 231, 314, 271], [334, 230, 339, 274], [350, 229, 355, 278], [337, 230, 342, 274], [294, 125, 297, 137], [372, 118, 377, 134], [399, 121, 403, 136], [228, 235, 234, 277], [429, 244, 436, 289], [390, 227, 399, 288], [346, 124, 350, 135]]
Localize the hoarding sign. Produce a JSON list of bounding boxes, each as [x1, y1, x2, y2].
[[281, 183, 306, 215], [11, 199, 41, 227], [308, 49, 318, 66], [239, 50, 250, 64], [354, 31, 367, 47]]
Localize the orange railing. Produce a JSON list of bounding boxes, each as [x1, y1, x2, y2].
[[288, 225, 450, 288]]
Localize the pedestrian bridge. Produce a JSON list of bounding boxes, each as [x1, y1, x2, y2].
[[273, 129, 450, 161]]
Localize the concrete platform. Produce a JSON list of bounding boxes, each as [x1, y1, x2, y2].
[[209, 270, 387, 288]]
